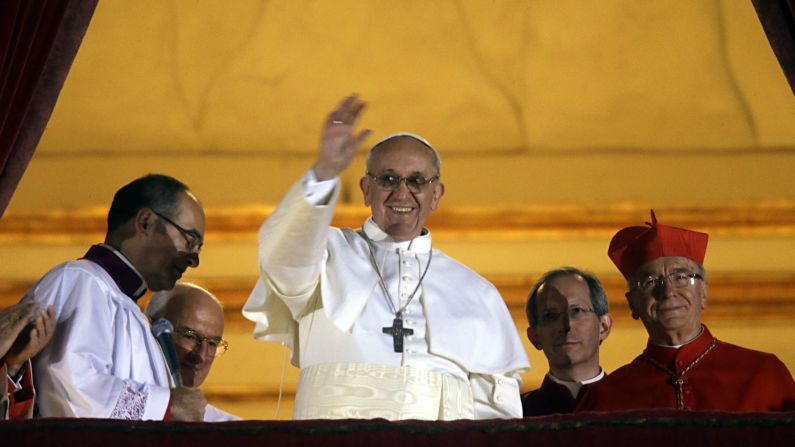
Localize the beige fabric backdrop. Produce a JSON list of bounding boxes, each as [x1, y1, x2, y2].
[[1, 0, 794, 419]]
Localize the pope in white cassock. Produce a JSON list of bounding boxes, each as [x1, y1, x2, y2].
[[243, 95, 530, 420], [26, 174, 208, 420]]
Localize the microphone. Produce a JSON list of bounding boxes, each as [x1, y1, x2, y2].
[[151, 318, 183, 388]]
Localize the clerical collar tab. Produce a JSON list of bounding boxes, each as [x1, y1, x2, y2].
[[82, 244, 148, 301], [362, 218, 432, 252]]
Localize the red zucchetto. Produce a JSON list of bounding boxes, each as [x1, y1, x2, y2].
[[608, 210, 709, 279]]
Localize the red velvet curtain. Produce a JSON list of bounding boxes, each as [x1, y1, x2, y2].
[[752, 0, 795, 94], [0, 0, 97, 218]]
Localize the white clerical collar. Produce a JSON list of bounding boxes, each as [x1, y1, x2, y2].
[[548, 368, 605, 399], [98, 243, 148, 293], [653, 325, 705, 349], [362, 218, 432, 253]]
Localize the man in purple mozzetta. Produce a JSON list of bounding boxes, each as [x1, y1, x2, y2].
[[27, 174, 208, 420]]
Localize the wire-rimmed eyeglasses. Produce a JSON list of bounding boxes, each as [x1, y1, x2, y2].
[[172, 327, 228, 358], [633, 272, 703, 294], [539, 306, 597, 326]]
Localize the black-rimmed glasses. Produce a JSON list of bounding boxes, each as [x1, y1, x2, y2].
[[366, 172, 439, 193], [151, 210, 203, 253]]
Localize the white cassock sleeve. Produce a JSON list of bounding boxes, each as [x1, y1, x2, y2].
[[242, 172, 341, 361], [256, 173, 339, 314], [30, 264, 171, 419], [470, 372, 523, 419]]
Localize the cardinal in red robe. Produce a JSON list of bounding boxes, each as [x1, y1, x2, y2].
[[577, 210, 795, 412]]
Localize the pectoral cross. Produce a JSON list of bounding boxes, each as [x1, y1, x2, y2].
[[382, 316, 414, 353], [673, 377, 685, 409]]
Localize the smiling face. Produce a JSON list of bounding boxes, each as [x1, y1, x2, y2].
[[163, 287, 225, 388], [139, 191, 205, 291], [626, 256, 707, 345], [360, 138, 444, 241], [528, 274, 611, 381]]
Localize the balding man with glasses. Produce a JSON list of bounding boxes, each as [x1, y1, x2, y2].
[[577, 211, 795, 412], [243, 95, 529, 420], [146, 283, 239, 421], [26, 174, 208, 420]]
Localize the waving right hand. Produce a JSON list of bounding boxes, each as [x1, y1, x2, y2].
[[312, 94, 372, 181]]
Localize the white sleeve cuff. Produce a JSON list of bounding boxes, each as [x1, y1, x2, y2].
[[303, 169, 339, 205], [8, 373, 24, 393], [143, 383, 173, 420]]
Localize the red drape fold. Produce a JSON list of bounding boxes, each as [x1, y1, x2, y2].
[[0, 0, 97, 217]]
